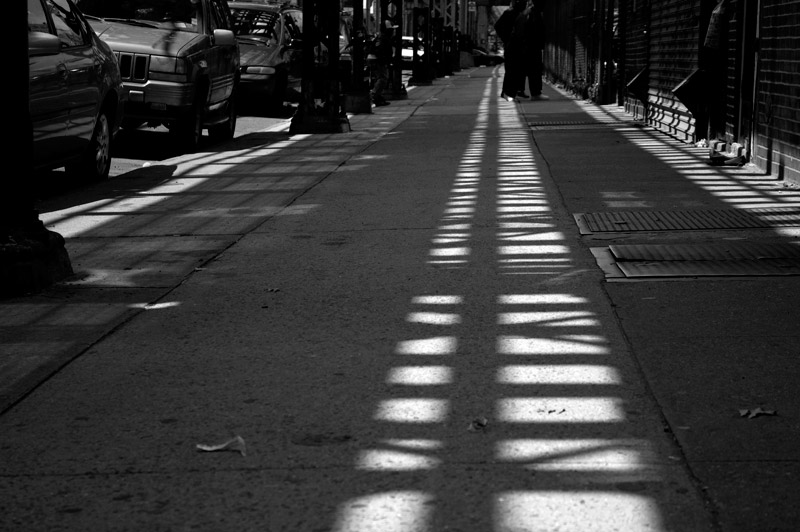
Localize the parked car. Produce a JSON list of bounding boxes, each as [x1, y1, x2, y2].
[[28, 0, 125, 182], [76, 0, 240, 153], [401, 35, 424, 70], [472, 47, 504, 66], [228, 1, 303, 111]]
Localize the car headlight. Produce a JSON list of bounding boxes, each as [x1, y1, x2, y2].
[[242, 66, 277, 75], [149, 55, 189, 82]]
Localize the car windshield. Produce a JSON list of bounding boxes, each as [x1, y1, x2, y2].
[[76, 0, 200, 32], [230, 8, 279, 41]]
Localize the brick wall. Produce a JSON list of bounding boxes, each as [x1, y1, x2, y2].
[[753, 0, 800, 184], [542, 0, 595, 98], [541, 0, 800, 186], [647, 0, 701, 141]]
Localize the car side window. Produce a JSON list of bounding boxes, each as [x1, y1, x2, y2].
[[28, 0, 51, 34], [283, 11, 302, 41], [47, 0, 88, 48], [208, 0, 231, 31]]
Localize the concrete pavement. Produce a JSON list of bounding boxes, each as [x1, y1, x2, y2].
[[2, 66, 799, 531]]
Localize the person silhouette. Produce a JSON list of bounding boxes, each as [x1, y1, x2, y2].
[[495, 0, 527, 101], [513, 0, 547, 99]]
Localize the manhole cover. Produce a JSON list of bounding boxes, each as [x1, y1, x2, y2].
[[575, 207, 800, 234]]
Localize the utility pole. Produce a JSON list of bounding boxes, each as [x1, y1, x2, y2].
[[290, 0, 351, 133], [2, 2, 72, 298]]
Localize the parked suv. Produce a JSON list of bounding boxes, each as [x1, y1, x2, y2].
[[76, 0, 240, 152]]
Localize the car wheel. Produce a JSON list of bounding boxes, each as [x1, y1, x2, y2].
[[209, 95, 236, 142], [173, 104, 203, 153], [66, 111, 112, 182]]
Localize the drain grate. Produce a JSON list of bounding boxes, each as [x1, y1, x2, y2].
[[575, 207, 800, 234], [528, 121, 621, 131], [592, 242, 800, 279], [609, 242, 800, 261]]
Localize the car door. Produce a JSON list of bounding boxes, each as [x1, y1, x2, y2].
[[47, 0, 99, 150], [28, 0, 71, 168], [205, 0, 239, 106]]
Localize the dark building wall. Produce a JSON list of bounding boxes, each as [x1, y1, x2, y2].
[[645, 0, 701, 141], [753, 0, 800, 183], [541, 0, 799, 186]]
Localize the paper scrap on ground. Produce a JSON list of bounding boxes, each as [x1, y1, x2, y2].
[[196, 435, 247, 456], [738, 408, 777, 419]]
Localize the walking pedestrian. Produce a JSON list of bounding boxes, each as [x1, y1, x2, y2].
[[495, 0, 527, 101], [368, 22, 393, 107]]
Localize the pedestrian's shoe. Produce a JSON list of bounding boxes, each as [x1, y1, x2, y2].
[[517, 92, 530, 98], [530, 93, 549, 100], [372, 95, 390, 107], [500, 92, 516, 102]]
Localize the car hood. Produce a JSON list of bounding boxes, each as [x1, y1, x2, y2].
[[90, 21, 201, 56]]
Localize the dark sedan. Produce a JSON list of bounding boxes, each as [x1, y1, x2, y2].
[[28, 0, 125, 182], [229, 1, 303, 112]]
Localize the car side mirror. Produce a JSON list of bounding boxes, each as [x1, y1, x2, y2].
[[28, 31, 61, 56], [213, 28, 236, 47]]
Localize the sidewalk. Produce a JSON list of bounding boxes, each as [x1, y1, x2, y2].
[[2, 66, 799, 531]]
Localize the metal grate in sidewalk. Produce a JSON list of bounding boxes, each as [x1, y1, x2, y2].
[[591, 242, 800, 279], [574, 207, 800, 234], [528, 121, 625, 131]]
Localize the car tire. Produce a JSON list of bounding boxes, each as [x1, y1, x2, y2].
[[173, 104, 203, 153], [66, 111, 112, 182], [209, 95, 237, 142]]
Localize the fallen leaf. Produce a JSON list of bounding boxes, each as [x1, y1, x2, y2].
[[196, 435, 247, 456], [468, 417, 489, 432]]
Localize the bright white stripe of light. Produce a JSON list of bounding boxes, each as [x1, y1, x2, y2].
[[497, 397, 624, 423], [497, 335, 609, 355], [497, 311, 599, 326], [332, 491, 434, 532], [411, 295, 462, 305], [396, 336, 456, 355], [375, 399, 449, 423], [498, 245, 570, 255], [497, 364, 620, 384], [495, 491, 663, 530], [407, 312, 462, 325], [356, 449, 441, 470], [429, 247, 471, 257], [499, 231, 565, 241], [387, 366, 453, 385], [499, 294, 589, 304]]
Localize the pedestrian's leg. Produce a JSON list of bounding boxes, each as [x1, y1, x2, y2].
[[530, 50, 543, 96], [501, 51, 519, 100]]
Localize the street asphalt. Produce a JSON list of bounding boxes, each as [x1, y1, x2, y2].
[[2, 65, 799, 531]]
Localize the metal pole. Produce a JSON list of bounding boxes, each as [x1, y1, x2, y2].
[[290, 0, 350, 133], [2, 1, 72, 297]]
